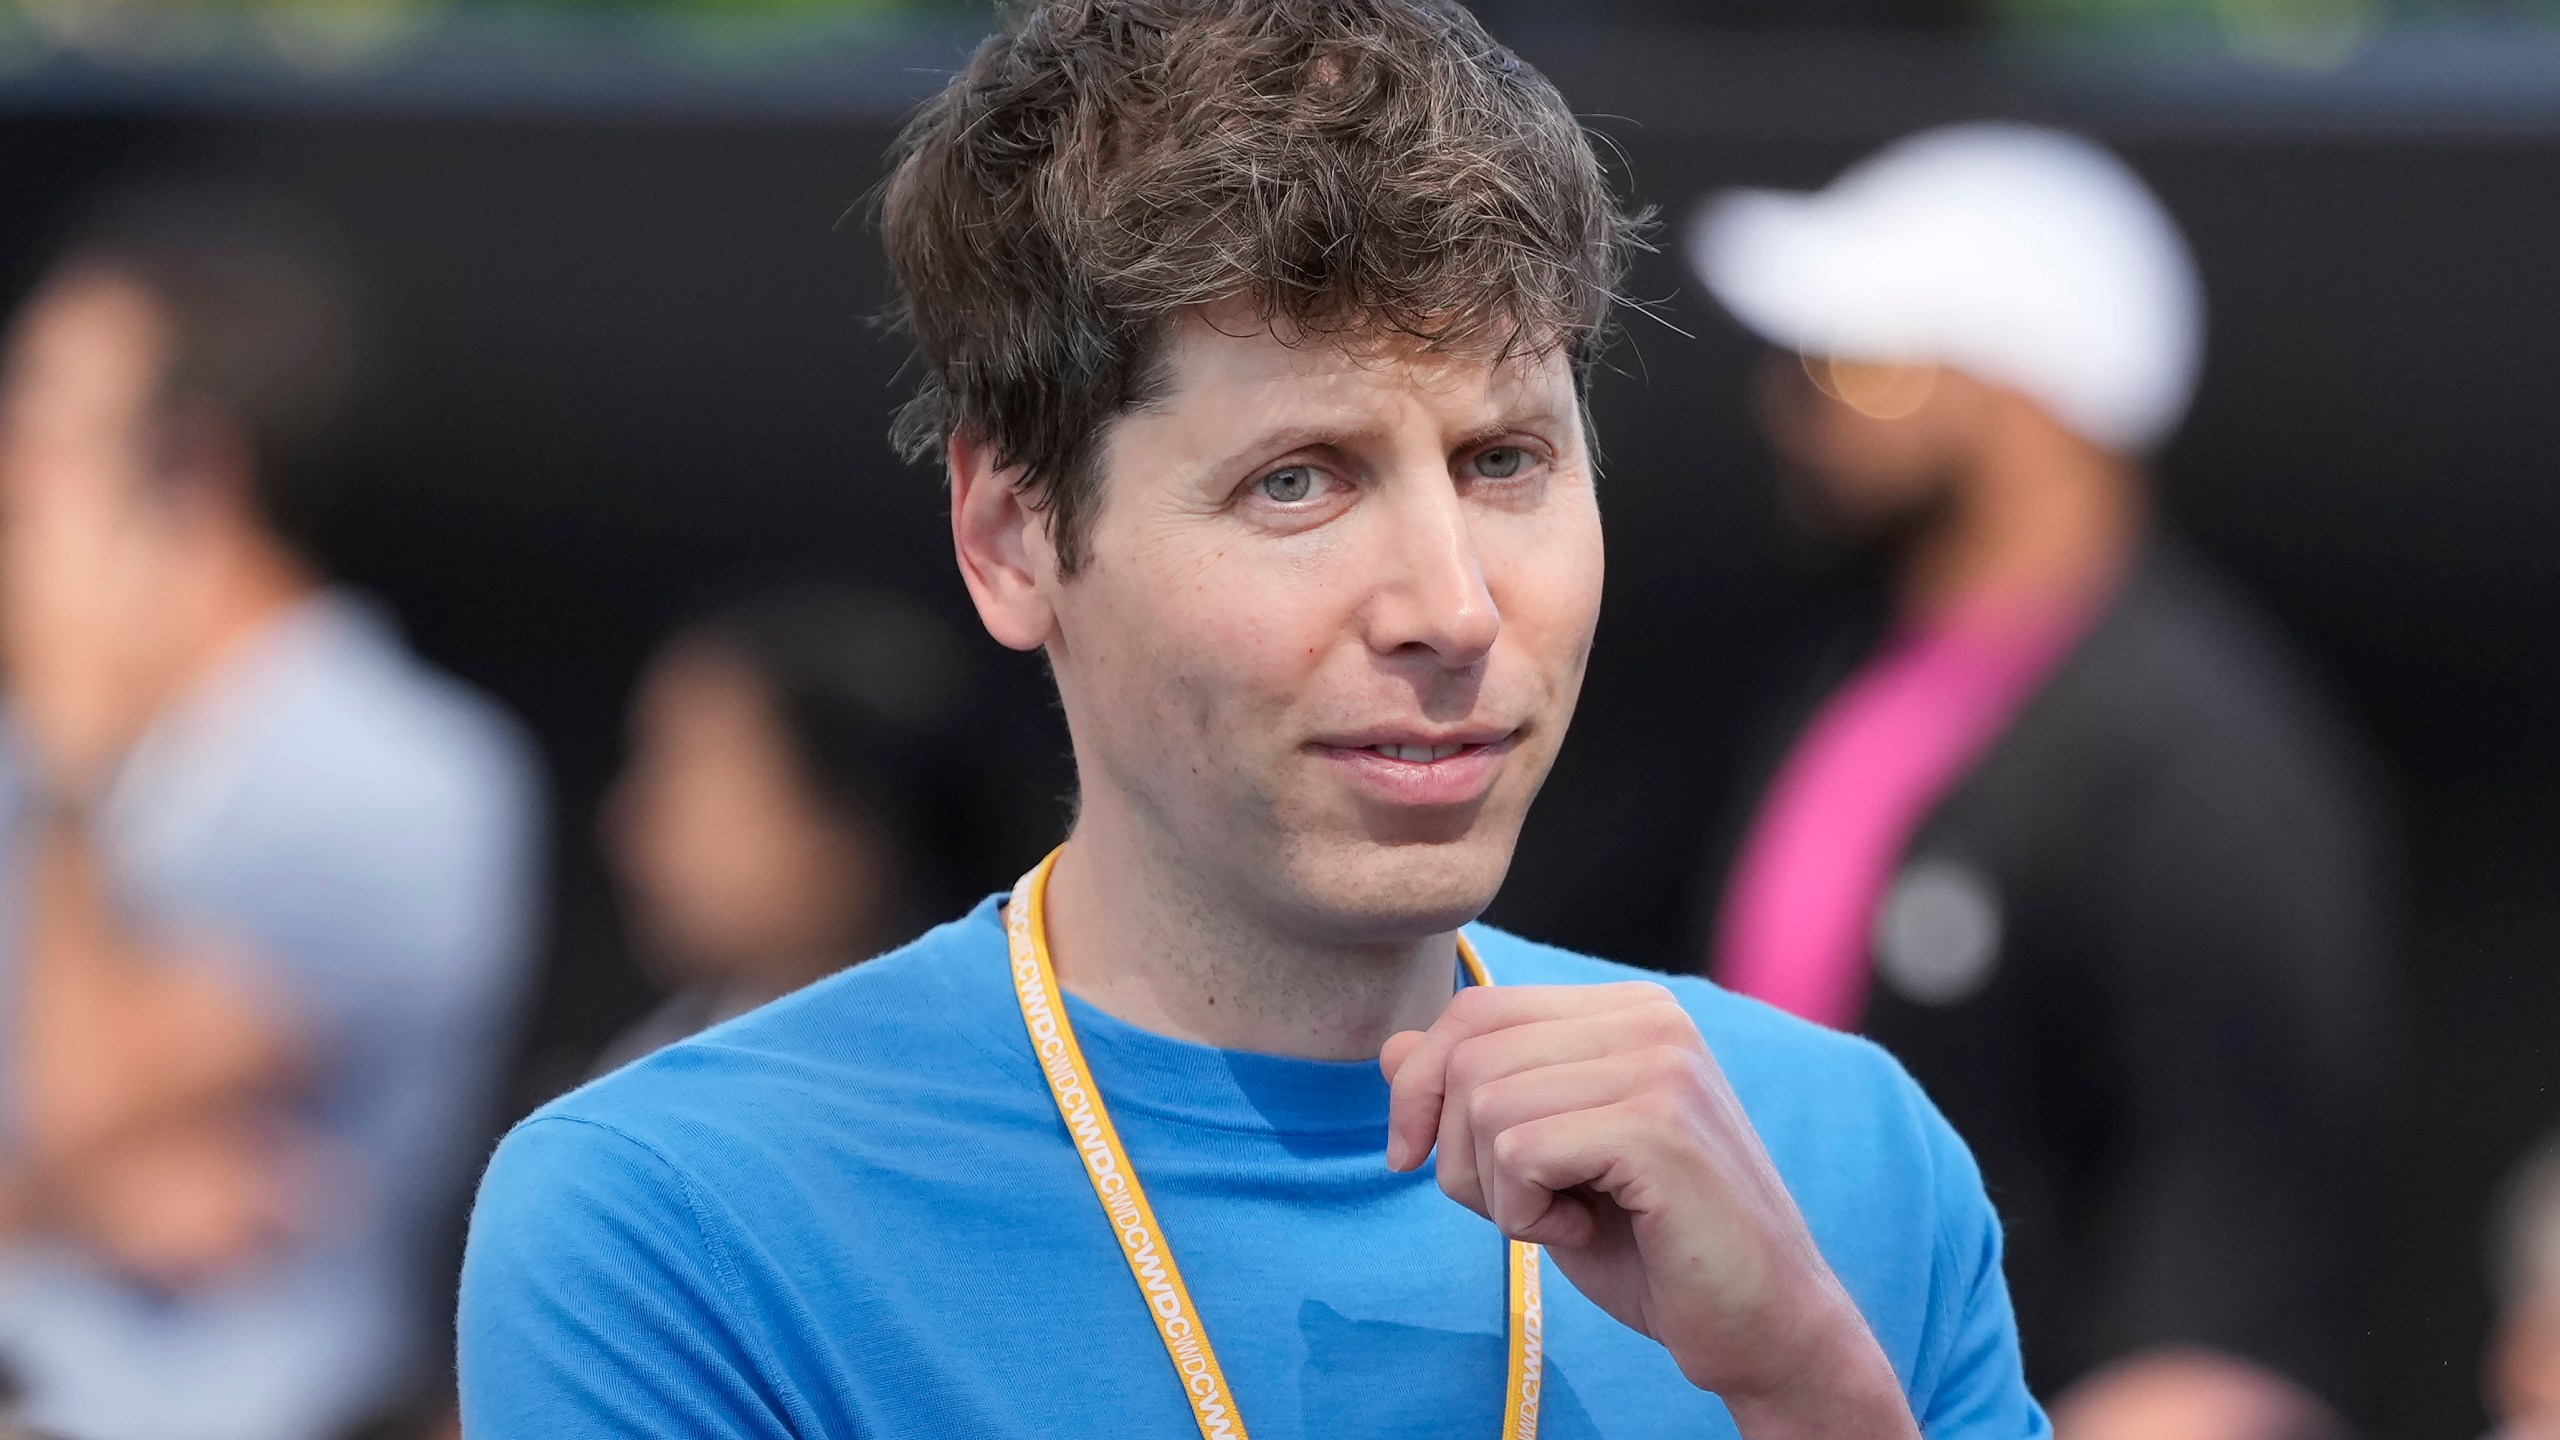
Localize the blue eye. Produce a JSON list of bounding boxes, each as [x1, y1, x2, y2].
[[1256, 466, 1318, 503], [1472, 447, 1526, 479]]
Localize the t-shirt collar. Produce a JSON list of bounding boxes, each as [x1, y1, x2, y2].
[[935, 894, 1398, 1138]]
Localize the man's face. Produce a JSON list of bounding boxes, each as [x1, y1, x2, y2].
[[1043, 310, 1603, 944], [1755, 351, 1979, 542], [604, 646, 881, 984], [0, 274, 168, 525], [0, 275, 197, 759]]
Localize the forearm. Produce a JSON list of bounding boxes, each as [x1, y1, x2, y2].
[[1715, 1300, 1919, 1440], [30, 1106, 308, 1288], [17, 812, 293, 1167]]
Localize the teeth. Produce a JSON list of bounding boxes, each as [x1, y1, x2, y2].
[[1375, 743, 1467, 762]]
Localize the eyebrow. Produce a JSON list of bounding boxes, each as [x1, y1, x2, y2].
[[1452, 407, 1574, 454], [1202, 418, 1385, 476], [1262, 419, 1372, 451], [1208, 402, 1579, 476]]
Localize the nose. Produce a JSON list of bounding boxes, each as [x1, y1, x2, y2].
[[1359, 472, 1500, 669]]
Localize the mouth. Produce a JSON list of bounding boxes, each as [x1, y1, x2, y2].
[[1307, 729, 1520, 808], [1365, 741, 1480, 763]]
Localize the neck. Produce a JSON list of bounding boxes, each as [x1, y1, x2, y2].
[[158, 524, 318, 711], [1897, 413, 2143, 627], [1037, 795, 1461, 1061]]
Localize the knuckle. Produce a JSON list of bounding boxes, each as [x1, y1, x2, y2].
[[1627, 1081, 1691, 1129], [1454, 1035, 1495, 1081], [1634, 1003, 1694, 1048], [1640, 1042, 1696, 1086]]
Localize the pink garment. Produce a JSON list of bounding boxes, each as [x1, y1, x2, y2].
[[1713, 595, 2097, 1030]]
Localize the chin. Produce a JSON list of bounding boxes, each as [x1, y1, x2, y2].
[[1276, 826, 1518, 944]]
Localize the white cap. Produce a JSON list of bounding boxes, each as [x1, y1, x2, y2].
[[1689, 122, 2205, 455]]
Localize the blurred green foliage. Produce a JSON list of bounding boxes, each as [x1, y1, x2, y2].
[[1995, 0, 2560, 69], [1998, 0, 2560, 26]]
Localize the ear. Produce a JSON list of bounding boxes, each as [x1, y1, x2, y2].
[[948, 430, 1058, 654]]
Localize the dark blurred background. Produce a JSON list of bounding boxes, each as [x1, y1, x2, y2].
[[0, 1, 2551, 1433]]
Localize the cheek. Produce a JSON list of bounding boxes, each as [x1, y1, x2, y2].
[[1489, 499, 1605, 672], [1080, 539, 1340, 747], [1816, 413, 1945, 496], [629, 757, 797, 907]]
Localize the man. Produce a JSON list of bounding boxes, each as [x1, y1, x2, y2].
[[1690, 126, 2390, 1438], [0, 184, 541, 1440], [459, 5, 2046, 1436]]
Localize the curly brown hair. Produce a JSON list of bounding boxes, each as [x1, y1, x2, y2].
[[880, 0, 1645, 574]]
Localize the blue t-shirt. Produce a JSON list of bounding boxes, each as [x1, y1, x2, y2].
[[460, 898, 2047, 1439]]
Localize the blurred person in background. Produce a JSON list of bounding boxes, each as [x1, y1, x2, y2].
[[1690, 124, 2390, 1440], [595, 588, 968, 1073], [2483, 1137, 2560, 1440], [0, 182, 541, 1440]]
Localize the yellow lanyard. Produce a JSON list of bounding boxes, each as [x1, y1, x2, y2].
[[1006, 848, 1544, 1440]]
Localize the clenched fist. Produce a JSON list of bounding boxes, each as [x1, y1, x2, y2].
[[1381, 980, 1920, 1440]]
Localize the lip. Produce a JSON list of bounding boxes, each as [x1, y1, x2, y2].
[[1307, 729, 1519, 808]]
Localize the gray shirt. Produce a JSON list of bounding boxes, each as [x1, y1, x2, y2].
[[0, 594, 541, 1440]]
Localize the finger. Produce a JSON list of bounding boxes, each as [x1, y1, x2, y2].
[[1484, 1108, 1624, 1248], [1385, 980, 1676, 1171], [1431, 1014, 1682, 1206], [1467, 1050, 1684, 1236], [1471, 1047, 1692, 1140], [1394, 992, 1701, 1176], [1379, 1029, 1423, 1084], [1488, 1095, 1706, 1249]]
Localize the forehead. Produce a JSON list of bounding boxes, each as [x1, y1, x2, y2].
[[646, 641, 768, 712], [6, 271, 169, 389], [1137, 305, 1577, 433]]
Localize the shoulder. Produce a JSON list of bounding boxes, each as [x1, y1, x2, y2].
[[469, 909, 1023, 1356], [532, 908, 1016, 1176], [251, 596, 542, 832], [2074, 542, 2368, 776], [460, 1107, 819, 1439], [471, 1109, 702, 1255], [200, 606, 543, 957], [1966, 540, 2384, 880], [466, 944, 974, 1318], [2062, 548, 2388, 865], [463, 1105, 738, 1370]]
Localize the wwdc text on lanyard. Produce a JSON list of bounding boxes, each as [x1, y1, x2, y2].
[[1006, 848, 1545, 1440]]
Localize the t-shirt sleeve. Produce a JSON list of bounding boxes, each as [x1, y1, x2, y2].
[[459, 1114, 808, 1440], [184, 747, 539, 1039], [1907, 1092, 2053, 1440]]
